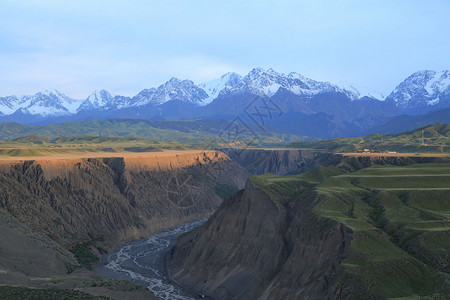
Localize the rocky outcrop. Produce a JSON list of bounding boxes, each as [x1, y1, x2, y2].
[[0, 151, 248, 254], [169, 180, 353, 300]]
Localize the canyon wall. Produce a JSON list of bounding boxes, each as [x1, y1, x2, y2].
[[0, 151, 248, 257], [169, 154, 449, 299], [169, 180, 353, 300], [224, 148, 449, 175], [222, 148, 321, 175]]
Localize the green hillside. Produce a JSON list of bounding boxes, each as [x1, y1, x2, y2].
[[251, 163, 450, 299], [0, 135, 194, 157], [288, 123, 450, 153], [0, 119, 302, 147]]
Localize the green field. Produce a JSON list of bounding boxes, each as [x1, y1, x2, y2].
[[251, 163, 450, 299], [288, 123, 450, 153]]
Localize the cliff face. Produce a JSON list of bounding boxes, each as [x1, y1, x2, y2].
[[0, 151, 248, 253], [169, 180, 353, 300], [223, 148, 449, 175], [170, 161, 450, 299], [0, 208, 78, 279], [223, 149, 321, 175], [223, 148, 448, 175]]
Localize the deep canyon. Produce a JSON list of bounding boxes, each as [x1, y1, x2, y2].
[[0, 149, 448, 299]]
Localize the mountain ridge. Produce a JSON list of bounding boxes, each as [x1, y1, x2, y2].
[[5, 68, 448, 117], [2, 68, 449, 139]]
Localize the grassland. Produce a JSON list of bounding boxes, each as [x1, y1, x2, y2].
[[0, 135, 198, 158], [0, 118, 306, 157], [288, 123, 450, 153], [251, 163, 450, 299], [0, 119, 301, 147]]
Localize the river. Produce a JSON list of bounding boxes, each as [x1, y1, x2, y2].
[[94, 218, 207, 300]]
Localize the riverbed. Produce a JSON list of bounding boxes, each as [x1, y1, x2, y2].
[[94, 218, 207, 300]]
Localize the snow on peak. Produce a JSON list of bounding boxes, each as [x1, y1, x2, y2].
[[77, 89, 114, 112], [387, 70, 450, 108], [423, 70, 450, 96], [199, 68, 361, 101], [132, 78, 209, 106], [42, 89, 64, 97], [337, 81, 385, 100], [0, 95, 20, 115], [15, 89, 82, 116], [89, 90, 113, 107], [242, 67, 350, 97], [199, 72, 244, 105]]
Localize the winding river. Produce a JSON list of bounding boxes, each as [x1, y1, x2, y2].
[[94, 218, 207, 300]]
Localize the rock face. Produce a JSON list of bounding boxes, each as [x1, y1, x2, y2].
[[0, 208, 78, 279], [169, 180, 353, 300], [223, 149, 321, 175], [0, 151, 248, 252]]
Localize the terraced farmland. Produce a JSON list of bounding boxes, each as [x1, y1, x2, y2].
[[252, 163, 450, 299]]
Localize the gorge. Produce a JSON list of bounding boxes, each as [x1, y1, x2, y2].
[[0, 149, 448, 299]]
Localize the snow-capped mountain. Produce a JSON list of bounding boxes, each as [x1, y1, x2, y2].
[[132, 77, 209, 106], [0, 89, 82, 117], [78, 90, 115, 112], [199, 68, 357, 101], [386, 70, 450, 112], [1, 68, 449, 121], [337, 81, 385, 100], [199, 72, 244, 105], [0, 68, 372, 118], [243, 68, 354, 98], [0, 95, 19, 115]]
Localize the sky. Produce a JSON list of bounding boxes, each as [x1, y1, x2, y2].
[[0, 0, 449, 99]]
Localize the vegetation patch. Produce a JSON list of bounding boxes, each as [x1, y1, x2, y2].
[[69, 243, 99, 270], [288, 123, 450, 154]]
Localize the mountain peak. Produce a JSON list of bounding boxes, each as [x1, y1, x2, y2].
[[42, 89, 62, 96], [167, 77, 182, 84], [132, 77, 208, 106], [77, 89, 114, 112], [386, 69, 450, 112], [199, 72, 244, 104]]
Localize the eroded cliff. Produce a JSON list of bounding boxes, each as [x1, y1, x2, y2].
[[169, 179, 353, 300], [169, 163, 450, 299], [223, 148, 321, 175], [0, 151, 248, 256], [223, 148, 449, 175]]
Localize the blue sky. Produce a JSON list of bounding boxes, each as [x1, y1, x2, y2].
[[0, 0, 449, 98]]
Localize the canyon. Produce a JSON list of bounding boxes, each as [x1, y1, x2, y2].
[[0, 150, 247, 298], [0, 148, 448, 299], [169, 155, 450, 299]]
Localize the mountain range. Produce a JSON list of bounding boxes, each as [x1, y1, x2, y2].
[[1, 68, 449, 138]]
